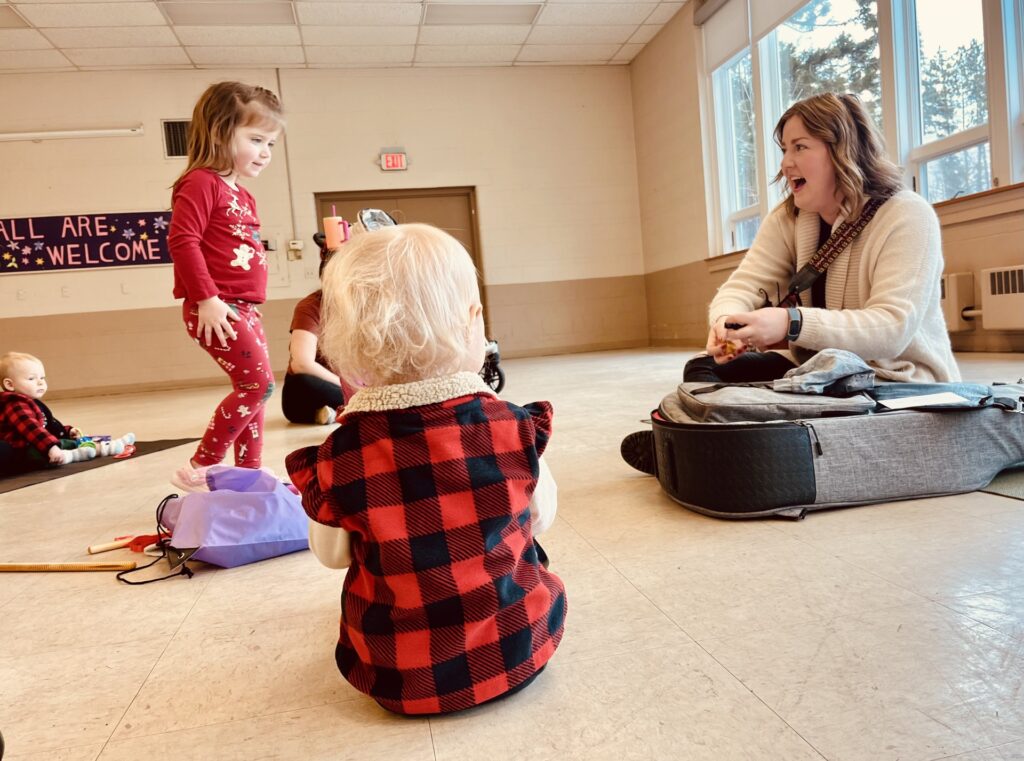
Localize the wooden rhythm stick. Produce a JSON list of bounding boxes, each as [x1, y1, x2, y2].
[[0, 561, 137, 572], [87, 538, 134, 554]]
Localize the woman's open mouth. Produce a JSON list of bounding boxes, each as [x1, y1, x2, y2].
[[792, 177, 806, 193]]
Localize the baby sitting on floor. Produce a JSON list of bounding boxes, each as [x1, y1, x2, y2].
[[0, 352, 135, 477]]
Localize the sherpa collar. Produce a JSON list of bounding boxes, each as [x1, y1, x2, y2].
[[343, 371, 495, 413]]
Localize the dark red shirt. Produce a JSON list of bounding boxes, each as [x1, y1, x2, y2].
[[168, 168, 267, 304], [287, 290, 327, 373], [286, 392, 566, 715]]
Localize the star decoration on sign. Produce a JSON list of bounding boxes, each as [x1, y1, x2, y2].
[[153, 216, 168, 231], [140, 232, 149, 240], [2, 252, 11, 261], [35, 257, 43, 265], [21, 246, 30, 255], [121, 228, 135, 240], [138, 218, 146, 226], [6, 242, 17, 251], [34, 241, 44, 250]]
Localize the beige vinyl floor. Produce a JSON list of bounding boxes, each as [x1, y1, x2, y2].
[[2, 347, 1024, 761]]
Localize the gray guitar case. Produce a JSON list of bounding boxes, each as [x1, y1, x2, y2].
[[652, 381, 1024, 519]]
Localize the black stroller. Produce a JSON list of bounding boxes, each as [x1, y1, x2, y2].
[[314, 209, 506, 393]]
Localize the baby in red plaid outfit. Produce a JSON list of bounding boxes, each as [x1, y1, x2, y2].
[[286, 223, 566, 715], [0, 352, 135, 476]]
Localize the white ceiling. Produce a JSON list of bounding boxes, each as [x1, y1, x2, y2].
[[0, 0, 687, 72]]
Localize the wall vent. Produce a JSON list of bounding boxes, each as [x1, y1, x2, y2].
[[980, 265, 1024, 330], [162, 120, 189, 158]]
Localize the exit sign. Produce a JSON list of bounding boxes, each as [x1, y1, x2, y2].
[[380, 152, 407, 171]]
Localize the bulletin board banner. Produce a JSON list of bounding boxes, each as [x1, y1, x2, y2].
[[0, 211, 171, 274]]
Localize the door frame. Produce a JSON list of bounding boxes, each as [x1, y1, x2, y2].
[[313, 186, 488, 327]]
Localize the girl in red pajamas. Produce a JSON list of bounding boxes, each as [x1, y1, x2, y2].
[[167, 82, 283, 490]]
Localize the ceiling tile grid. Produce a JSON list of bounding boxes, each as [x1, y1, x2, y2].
[[0, 0, 687, 72]]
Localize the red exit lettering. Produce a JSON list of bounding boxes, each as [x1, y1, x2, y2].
[[380, 152, 407, 171]]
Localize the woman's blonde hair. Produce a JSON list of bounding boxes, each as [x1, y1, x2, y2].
[[174, 81, 284, 189], [773, 92, 903, 219], [319, 223, 481, 387]]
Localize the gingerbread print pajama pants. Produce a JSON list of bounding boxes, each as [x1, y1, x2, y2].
[[183, 300, 275, 468]]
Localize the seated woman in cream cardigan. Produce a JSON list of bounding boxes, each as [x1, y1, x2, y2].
[[622, 92, 958, 473]]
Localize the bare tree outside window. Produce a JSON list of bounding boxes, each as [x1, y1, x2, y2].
[[916, 1, 991, 201], [774, 0, 883, 126]]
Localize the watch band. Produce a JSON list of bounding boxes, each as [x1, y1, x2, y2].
[[784, 306, 803, 342]]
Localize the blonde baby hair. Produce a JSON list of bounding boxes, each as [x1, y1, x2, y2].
[[174, 81, 284, 190], [319, 223, 481, 387], [0, 351, 42, 382]]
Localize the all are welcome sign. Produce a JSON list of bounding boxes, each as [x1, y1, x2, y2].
[[0, 212, 172, 274]]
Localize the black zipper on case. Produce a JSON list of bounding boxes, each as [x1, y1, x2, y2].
[[800, 422, 823, 455]]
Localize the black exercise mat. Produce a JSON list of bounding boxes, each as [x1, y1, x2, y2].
[[0, 438, 197, 494]]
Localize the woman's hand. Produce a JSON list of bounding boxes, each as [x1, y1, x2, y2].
[[706, 316, 746, 364], [723, 308, 789, 352], [196, 296, 240, 348]]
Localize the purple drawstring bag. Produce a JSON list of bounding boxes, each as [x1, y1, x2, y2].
[[159, 466, 308, 568]]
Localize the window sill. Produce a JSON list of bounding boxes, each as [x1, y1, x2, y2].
[[932, 181, 1024, 225]]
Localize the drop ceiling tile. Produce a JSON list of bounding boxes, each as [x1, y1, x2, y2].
[[301, 24, 417, 45], [627, 24, 658, 43], [417, 24, 529, 44], [0, 27, 50, 48], [174, 25, 300, 45], [187, 44, 304, 64], [536, 3, 655, 25], [0, 47, 70, 68], [415, 44, 520, 63], [427, 0, 538, 4], [0, 5, 28, 28], [16, 2, 166, 28], [514, 59, 608, 66], [44, 26, 179, 48], [527, 24, 634, 44], [518, 43, 620, 61], [308, 61, 408, 69], [63, 45, 190, 65], [612, 42, 643, 61], [647, 2, 684, 24], [159, 1, 295, 26], [296, 3, 421, 26], [305, 44, 414, 64], [423, 3, 538, 24]]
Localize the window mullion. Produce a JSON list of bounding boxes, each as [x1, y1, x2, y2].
[[984, 0, 1012, 186], [753, 31, 781, 218], [907, 123, 991, 163], [891, 0, 923, 191], [877, 0, 901, 166], [1002, 0, 1024, 182]]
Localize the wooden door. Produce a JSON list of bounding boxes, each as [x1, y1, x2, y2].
[[314, 187, 487, 320]]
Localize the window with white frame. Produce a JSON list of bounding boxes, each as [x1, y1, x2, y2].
[[900, 0, 992, 202], [700, 0, 1024, 256], [712, 50, 759, 252]]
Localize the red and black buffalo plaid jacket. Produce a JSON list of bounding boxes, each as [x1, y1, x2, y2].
[[0, 392, 71, 454], [286, 372, 567, 715]]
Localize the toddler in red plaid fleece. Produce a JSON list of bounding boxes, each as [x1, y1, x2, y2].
[[286, 223, 566, 715]]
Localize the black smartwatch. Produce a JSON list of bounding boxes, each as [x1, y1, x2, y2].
[[784, 306, 803, 342]]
